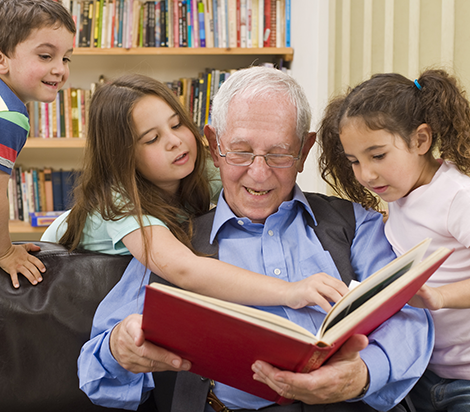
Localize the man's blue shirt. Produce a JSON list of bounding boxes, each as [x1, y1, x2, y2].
[[78, 186, 434, 411]]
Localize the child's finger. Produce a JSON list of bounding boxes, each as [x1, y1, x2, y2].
[[17, 262, 43, 285], [28, 254, 46, 273], [9, 272, 20, 289]]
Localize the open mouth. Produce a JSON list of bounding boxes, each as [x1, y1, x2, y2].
[[174, 152, 188, 163], [246, 187, 270, 196], [42, 81, 58, 87]]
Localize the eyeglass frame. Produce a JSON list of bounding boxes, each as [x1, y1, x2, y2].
[[215, 134, 304, 169]]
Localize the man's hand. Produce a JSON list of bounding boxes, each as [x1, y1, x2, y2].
[[286, 273, 350, 312], [110, 314, 192, 374], [252, 334, 369, 404], [0, 243, 45, 288]]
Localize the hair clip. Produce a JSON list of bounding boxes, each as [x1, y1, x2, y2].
[[414, 79, 422, 90]]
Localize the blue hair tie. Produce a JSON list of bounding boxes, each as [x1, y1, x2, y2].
[[414, 79, 422, 90]]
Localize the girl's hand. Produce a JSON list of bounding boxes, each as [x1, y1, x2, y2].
[[285, 273, 349, 312], [408, 284, 445, 310], [0, 243, 45, 288]]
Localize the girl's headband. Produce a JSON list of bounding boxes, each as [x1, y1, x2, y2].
[[414, 79, 422, 90]]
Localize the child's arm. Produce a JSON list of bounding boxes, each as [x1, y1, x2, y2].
[[409, 279, 470, 310], [0, 173, 45, 288], [122, 225, 349, 312]]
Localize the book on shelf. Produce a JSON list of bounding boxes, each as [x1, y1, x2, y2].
[[68, 0, 290, 49], [8, 168, 79, 224], [142, 238, 452, 404], [29, 211, 65, 228], [26, 86, 92, 139]]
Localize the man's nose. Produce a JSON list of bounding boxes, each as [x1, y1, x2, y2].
[[247, 155, 271, 180]]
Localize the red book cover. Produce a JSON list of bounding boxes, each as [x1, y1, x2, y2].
[[142, 239, 451, 404], [263, 0, 270, 47]]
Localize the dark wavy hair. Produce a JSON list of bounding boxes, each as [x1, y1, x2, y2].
[[60, 74, 212, 263], [318, 69, 470, 211]]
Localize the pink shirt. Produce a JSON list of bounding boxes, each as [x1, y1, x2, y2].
[[386, 160, 470, 379]]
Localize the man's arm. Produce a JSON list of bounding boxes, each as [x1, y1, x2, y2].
[[78, 258, 190, 410]]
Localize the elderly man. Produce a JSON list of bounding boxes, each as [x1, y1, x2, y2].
[[78, 67, 433, 412]]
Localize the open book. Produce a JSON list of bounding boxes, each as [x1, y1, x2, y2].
[[142, 238, 451, 404]]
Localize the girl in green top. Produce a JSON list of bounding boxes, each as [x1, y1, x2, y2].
[[43, 73, 348, 310]]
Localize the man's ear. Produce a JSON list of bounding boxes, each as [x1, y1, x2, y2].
[[296, 132, 316, 173], [0, 51, 9, 75], [204, 124, 220, 167], [414, 124, 433, 155]]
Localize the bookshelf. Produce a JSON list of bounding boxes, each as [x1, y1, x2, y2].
[[73, 47, 294, 61], [11, 46, 293, 240]]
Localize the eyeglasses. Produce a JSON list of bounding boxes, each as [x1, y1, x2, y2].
[[216, 135, 302, 169]]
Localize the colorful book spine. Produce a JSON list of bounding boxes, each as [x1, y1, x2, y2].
[[198, 1, 206, 47]]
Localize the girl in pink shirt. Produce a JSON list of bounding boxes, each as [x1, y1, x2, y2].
[[317, 69, 470, 412]]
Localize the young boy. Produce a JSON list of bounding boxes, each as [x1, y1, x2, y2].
[[0, 0, 75, 288]]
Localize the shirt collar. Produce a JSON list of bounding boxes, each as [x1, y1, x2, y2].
[[209, 184, 318, 244]]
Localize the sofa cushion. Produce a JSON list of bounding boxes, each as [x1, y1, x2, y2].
[[0, 241, 133, 412]]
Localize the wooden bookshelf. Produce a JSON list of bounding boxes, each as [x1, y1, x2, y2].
[[9, 221, 47, 235], [25, 138, 86, 148], [73, 47, 294, 61]]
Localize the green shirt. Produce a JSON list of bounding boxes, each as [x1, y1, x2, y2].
[[41, 159, 222, 255]]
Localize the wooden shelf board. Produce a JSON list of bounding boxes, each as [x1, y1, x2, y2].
[[73, 47, 294, 61], [9, 220, 47, 234], [25, 138, 86, 149]]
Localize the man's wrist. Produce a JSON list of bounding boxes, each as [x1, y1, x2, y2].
[[356, 369, 370, 399]]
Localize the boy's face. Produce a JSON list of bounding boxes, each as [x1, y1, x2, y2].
[[0, 25, 74, 104]]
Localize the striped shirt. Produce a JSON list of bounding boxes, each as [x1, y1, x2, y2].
[[0, 78, 29, 175]]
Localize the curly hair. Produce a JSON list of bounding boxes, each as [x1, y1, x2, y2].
[[318, 69, 470, 211]]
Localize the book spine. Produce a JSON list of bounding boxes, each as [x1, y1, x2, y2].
[[269, 0, 275, 47], [15, 167, 23, 221], [191, 0, 199, 47], [43, 168, 54, 212], [198, 1, 206, 47], [51, 170, 64, 211], [263, 0, 270, 47], [181, 1, 188, 47], [236, 0, 240, 47], [228, 0, 236, 48], [212, 0, 218, 47], [285, 0, 290, 47], [8, 171, 16, 220], [32, 169, 40, 212], [257, 0, 263, 47]]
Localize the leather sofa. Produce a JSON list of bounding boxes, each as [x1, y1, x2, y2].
[[0, 241, 135, 412]]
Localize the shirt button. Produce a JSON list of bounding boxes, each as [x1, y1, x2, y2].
[[268, 230, 274, 236], [237, 220, 244, 226], [274, 268, 281, 276]]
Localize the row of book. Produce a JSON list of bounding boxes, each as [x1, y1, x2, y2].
[[27, 87, 95, 139], [8, 168, 78, 223], [63, 0, 291, 49], [27, 63, 286, 138]]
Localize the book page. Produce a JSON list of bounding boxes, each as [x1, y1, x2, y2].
[[320, 246, 451, 345], [318, 238, 431, 336]]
